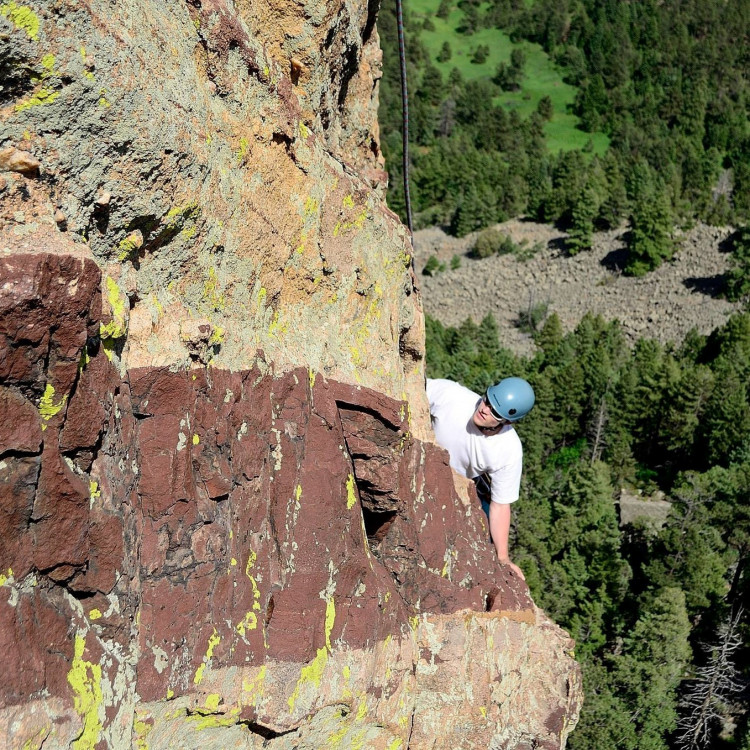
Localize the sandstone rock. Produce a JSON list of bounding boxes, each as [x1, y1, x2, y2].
[[0, 147, 40, 176]]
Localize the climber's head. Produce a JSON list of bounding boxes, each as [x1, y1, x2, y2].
[[474, 377, 535, 429]]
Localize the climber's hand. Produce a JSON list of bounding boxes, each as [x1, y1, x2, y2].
[[498, 556, 525, 581]]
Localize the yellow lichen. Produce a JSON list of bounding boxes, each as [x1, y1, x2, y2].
[[346, 474, 357, 510], [133, 710, 152, 750], [342, 194, 355, 209], [268, 310, 287, 337], [89, 608, 102, 621], [288, 597, 335, 711], [67, 635, 103, 750], [166, 688, 175, 700], [208, 326, 224, 346], [117, 233, 142, 262], [244, 549, 262, 622], [100, 276, 128, 340], [0, 568, 13, 587], [237, 137, 249, 163], [295, 484, 302, 503], [204, 694, 220, 711], [21, 725, 49, 750], [192, 434, 200, 446], [355, 695, 367, 720], [304, 196, 319, 216], [38, 384, 66, 430], [89, 481, 100, 501], [15, 87, 59, 113], [193, 629, 221, 685], [299, 122, 310, 139], [203, 267, 225, 311], [235, 611, 257, 638], [388, 740, 403, 750], [187, 706, 241, 730], [242, 665, 267, 707], [308, 368, 316, 390], [1, 2, 40, 40]]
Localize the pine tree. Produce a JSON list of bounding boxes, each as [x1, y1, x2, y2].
[[567, 186, 599, 254], [625, 183, 674, 276]]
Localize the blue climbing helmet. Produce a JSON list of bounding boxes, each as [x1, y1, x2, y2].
[[486, 377, 535, 422]]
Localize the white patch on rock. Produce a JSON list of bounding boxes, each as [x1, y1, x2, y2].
[[152, 645, 169, 674]]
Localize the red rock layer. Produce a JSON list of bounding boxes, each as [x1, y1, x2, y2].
[[0, 252, 531, 717]]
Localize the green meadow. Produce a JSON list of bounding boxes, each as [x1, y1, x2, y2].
[[406, 0, 610, 154]]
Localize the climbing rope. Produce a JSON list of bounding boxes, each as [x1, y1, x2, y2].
[[395, 0, 414, 240]]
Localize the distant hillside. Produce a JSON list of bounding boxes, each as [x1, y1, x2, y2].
[[379, 0, 749, 273]]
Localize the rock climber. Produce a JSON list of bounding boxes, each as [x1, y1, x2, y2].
[[426, 377, 535, 581]]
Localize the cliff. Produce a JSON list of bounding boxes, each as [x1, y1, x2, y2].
[[0, 1, 581, 748]]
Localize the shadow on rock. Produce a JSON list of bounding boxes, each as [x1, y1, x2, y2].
[[600, 245, 629, 272], [683, 273, 727, 298]]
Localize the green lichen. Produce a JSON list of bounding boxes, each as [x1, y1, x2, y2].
[[1, 2, 40, 40], [67, 635, 103, 750], [38, 384, 66, 430]]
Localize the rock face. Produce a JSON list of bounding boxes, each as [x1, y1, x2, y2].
[[0, 2, 581, 749]]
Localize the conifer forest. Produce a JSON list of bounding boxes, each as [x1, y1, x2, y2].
[[380, 0, 750, 747]]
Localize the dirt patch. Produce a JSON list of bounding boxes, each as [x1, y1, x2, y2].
[[414, 220, 739, 356]]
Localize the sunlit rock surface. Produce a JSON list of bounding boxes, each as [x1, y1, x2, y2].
[[0, 1, 581, 747]]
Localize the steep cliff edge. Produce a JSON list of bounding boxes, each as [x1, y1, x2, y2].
[[0, 2, 581, 748]]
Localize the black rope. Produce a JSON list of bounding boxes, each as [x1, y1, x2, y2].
[[395, 0, 414, 239]]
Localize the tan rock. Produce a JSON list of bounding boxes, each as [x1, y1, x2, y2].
[[0, 147, 40, 176]]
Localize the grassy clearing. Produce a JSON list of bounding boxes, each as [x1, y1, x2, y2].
[[406, 0, 609, 154]]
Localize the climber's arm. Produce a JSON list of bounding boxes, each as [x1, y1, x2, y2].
[[488, 501, 525, 581]]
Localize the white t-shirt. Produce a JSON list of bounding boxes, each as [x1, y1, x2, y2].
[[426, 378, 523, 504]]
